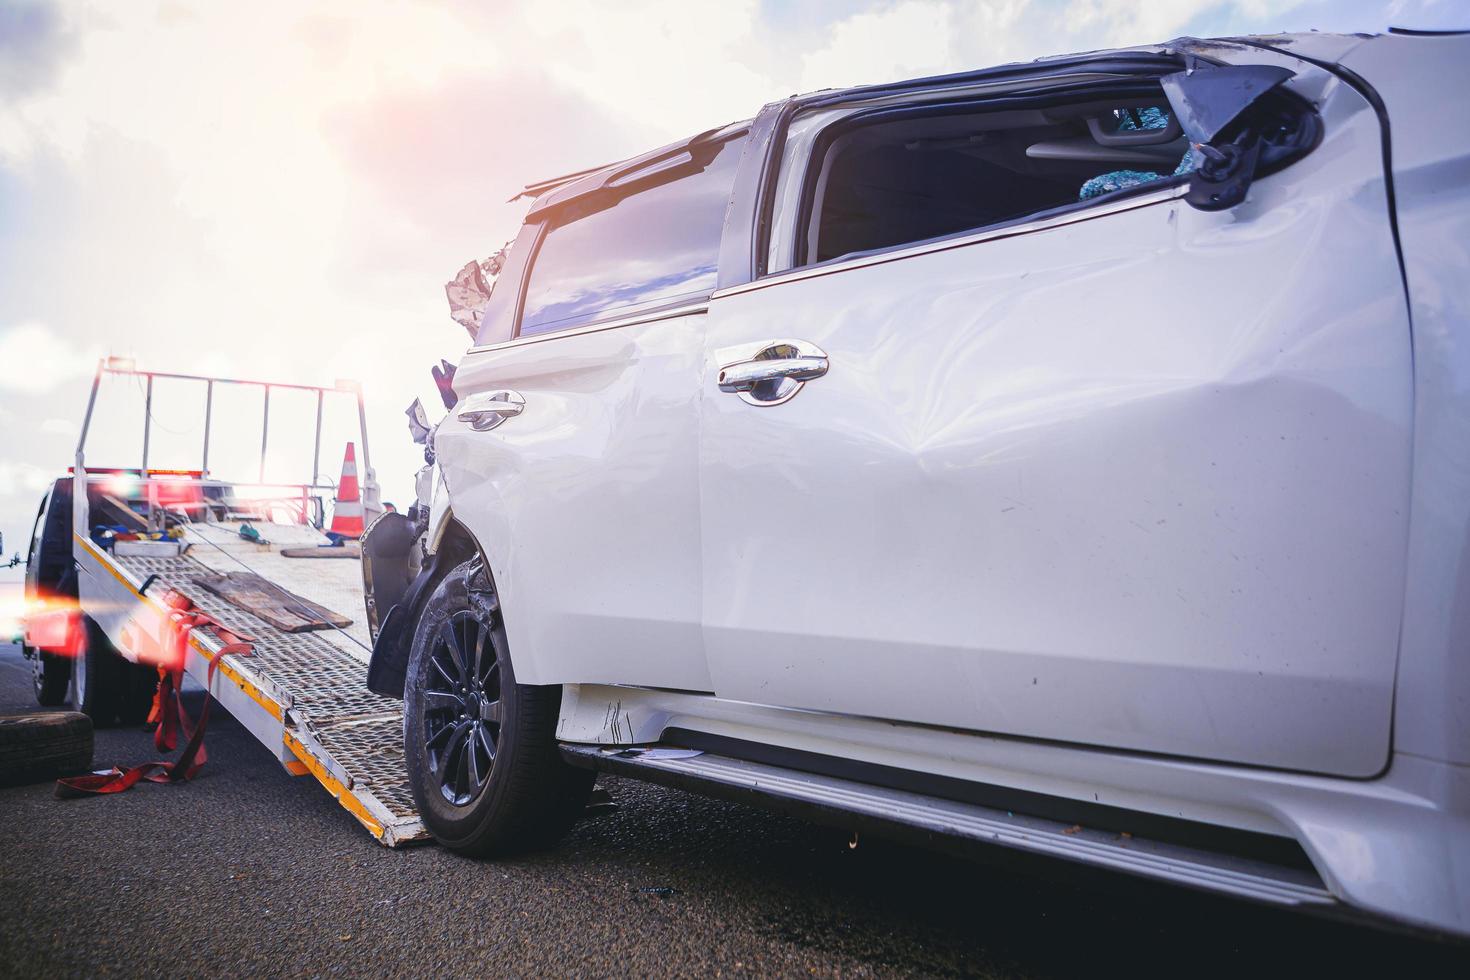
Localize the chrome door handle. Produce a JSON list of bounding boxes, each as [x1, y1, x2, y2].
[[457, 390, 525, 431], [717, 340, 828, 406]]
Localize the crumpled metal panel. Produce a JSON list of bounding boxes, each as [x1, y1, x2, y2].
[[444, 245, 509, 338], [1160, 64, 1294, 143]]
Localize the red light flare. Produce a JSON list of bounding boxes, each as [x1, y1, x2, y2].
[[12, 591, 182, 672], [17, 589, 85, 658], [119, 612, 188, 672]]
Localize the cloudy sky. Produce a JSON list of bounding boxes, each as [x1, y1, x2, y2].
[[0, 0, 1462, 580]]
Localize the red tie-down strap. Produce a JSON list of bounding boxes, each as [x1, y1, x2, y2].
[[56, 592, 254, 798]]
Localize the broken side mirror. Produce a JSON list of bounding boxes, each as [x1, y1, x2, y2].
[[1162, 64, 1319, 212]]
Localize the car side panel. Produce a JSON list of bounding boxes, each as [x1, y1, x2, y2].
[[438, 313, 711, 691], [698, 61, 1410, 776], [1340, 33, 1470, 767]]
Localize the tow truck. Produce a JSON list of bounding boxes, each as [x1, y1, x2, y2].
[[22, 358, 430, 845]]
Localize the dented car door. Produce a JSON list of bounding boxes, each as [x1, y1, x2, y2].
[[438, 131, 750, 693], [698, 48, 1411, 776]]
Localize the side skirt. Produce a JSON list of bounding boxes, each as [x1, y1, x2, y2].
[[561, 742, 1335, 911]]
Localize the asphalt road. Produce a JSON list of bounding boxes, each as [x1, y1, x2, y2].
[[0, 642, 1464, 978]]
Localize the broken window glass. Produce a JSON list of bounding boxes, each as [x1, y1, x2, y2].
[[796, 93, 1195, 267]]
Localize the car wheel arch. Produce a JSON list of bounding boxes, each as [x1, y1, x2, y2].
[[365, 516, 486, 699]]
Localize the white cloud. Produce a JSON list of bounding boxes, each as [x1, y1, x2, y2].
[[0, 322, 96, 393], [501, 0, 782, 136], [801, 0, 958, 92], [39, 417, 77, 437], [0, 459, 56, 496], [1059, 0, 1221, 48]]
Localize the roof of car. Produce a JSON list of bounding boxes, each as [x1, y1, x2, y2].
[[509, 31, 1372, 216]]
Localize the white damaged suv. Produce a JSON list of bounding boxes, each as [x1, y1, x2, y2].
[[362, 30, 1470, 938]]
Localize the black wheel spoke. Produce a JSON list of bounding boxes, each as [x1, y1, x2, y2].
[[435, 721, 469, 776], [424, 689, 464, 710], [456, 731, 474, 796], [482, 699, 502, 725], [429, 656, 458, 690], [472, 625, 489, 686], [439, 621, 467, 681], [458, 616, 471, 674], [465, 728, 482, 787], [476, 723, 495, 758], [425, 720, 454, 749]]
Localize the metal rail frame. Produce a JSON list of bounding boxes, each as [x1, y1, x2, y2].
[[72, 358, 375, 535]]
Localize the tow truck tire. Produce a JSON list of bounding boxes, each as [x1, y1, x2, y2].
[[0, 712, 93, 787], [116, 662, 160, 726], [403, 560, 594, 857], [69, 616, 126, 726], [29, 643, 71, 707]]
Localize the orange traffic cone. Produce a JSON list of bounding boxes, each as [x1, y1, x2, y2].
[[330, 443, 364, 538]]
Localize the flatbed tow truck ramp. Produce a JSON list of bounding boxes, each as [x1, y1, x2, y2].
[[58, 360, 429, 845]]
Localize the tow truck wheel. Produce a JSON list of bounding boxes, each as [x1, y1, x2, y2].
[[69, 616, 125, 726], [29, 642, 71, 707], [116, 662, 160, 726], [403, 560, 594, 856]]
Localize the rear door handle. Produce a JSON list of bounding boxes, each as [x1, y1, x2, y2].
[[717, 340, 828, 406], [457, 390, 525, 431]]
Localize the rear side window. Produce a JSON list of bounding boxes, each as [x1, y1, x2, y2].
[[519, 135, 747, 337], [794, 96, 1193, 268]]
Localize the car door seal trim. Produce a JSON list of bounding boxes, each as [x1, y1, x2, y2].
[[716, 183, 1186, 299], [465, 301, 710, 355]]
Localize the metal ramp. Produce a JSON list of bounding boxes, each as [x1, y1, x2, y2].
[[58, 361, 420, 842], [108, 545, 427, 846]]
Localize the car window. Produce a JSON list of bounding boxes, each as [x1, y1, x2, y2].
[[519, 135, 747, 337], [472, 222, 538, 348], [27, 492, 48, 566], [792, 97, 1193, 269]]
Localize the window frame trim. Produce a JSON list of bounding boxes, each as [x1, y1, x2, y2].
[[751, 55, 1197, 279], [470, 220, 540, 349], [466, 300, 710, 355], [776, 78, 1185, 276], [713, 180, 1188, 300]]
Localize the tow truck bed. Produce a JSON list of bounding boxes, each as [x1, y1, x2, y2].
[[77, 527, 427, 845], [49, 362, 426, 845]]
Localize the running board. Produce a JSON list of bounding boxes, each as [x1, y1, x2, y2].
[[560, 744, 1336, 910]]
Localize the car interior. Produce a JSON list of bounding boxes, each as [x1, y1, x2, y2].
[[801, 97, 1195, 266]]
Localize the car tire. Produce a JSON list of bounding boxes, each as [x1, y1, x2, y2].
[[0, 711, 94, 787], [116, 661, 160, 727], [69, 616, 126, 726], [403, 559, 594, 856], [29, 643, 71, 708]]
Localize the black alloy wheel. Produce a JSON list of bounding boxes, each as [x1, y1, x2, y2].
[[403, 559, 593, 856], [422, 609, 502, 806]]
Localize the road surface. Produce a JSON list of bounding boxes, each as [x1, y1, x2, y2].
[[0, 643, 1464, 977]]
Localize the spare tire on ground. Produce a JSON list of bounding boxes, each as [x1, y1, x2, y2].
[[0, 712, 94, 787]]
